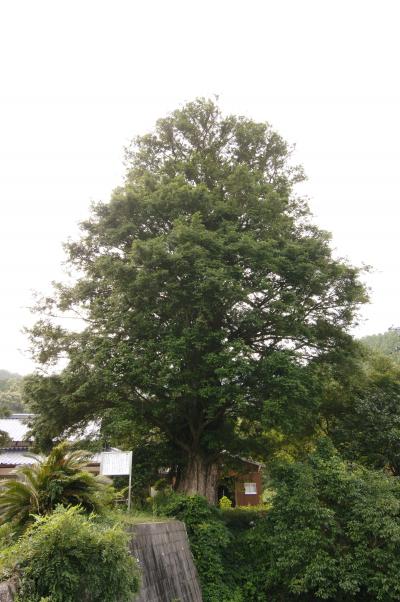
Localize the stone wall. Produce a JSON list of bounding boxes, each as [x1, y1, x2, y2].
[[129, 521, 203, 602], [0, 577, 18, 602]]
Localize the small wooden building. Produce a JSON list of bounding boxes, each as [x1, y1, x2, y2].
[[218, 458, 264, 507], [0, 416, 264, 506], [233, 459, 264, 507]]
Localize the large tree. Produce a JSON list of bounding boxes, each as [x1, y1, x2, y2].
[[25, 99, 366, 502]]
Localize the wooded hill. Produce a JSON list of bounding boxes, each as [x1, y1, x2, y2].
[[0, 370, 25, 415], [361, 327, 400, 363]]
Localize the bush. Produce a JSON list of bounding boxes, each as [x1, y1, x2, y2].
[[153, 492, 238, 602], [6, 505, 138, 602], [219, 496, 232, 509], [221, 507, 267, 531], [153, 446, 400, 602], [249, 440, 400, 601], [153, 492, 270, 602]]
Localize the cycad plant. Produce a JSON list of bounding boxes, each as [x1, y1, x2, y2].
[[0, 442, 112, 528]]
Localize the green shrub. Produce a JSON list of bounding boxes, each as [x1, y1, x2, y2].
[[8, 505, 138, 602], [152, 490, 216, 523], [153, 492, 237, 602], [221, 507, 267, 531], [249, 440, 400, 601], [0, 442, 114, 530], [219, 495, 232, 509], [0, 521, 16, 548], [152, 447, 400, 602]]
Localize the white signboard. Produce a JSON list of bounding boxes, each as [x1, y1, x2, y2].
[[100, 451, 132, 476]]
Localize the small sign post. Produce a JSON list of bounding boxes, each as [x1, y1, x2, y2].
[[128, 456, 132, 511], [100, 451, 133, 510]]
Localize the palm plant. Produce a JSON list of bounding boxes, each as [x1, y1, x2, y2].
[[0, 442, 112, 528]]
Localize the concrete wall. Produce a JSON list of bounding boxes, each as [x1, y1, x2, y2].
[[129, 521, 203, 602]]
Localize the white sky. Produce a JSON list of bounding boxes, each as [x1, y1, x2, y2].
[[0, 0, 399, 374]]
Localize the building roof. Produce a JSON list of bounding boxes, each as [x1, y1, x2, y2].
[[0, 449, 39, 466], [0, 449, 121, 468], [0, 449, 106, 467], [238, 456, 265, 468], [0, 414, 122, 470], [0, 414, 32, 442]]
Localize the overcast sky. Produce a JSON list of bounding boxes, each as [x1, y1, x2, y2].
[[0, 0, 399, 374]]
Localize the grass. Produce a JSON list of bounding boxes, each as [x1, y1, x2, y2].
[[106, 506, 172, 526]]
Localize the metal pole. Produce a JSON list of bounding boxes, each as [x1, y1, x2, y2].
[[127, 451, 132, 511]]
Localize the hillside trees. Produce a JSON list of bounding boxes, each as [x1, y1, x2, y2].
[[0, 371, 25, 415], [24, 99, 367, 502], [361, 327, 400, 364], [326, 351, 400, 475]]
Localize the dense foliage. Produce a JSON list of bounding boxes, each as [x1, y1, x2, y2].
[[153, 492, 237, 602], [327, 351, 400, 475], [247, 441, 400, 601], [24, 98, 366, 500], [154, 441, 400, 602], [0, 370, 24, 445], [0, 506, 139, 602], [0, 442, 113, 528]]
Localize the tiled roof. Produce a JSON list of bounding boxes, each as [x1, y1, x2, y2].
[[0, 414, 119, 468], [0, 450, 106, 467], [0, 415, 32, 442], [0, 449, 39, 466]]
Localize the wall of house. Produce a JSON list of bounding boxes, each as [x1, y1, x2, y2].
[[0, 467, 14, 477], [235, 469, 263, 506], [85, 463, 100, 475]]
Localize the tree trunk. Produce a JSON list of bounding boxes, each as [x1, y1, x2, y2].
[[177, 455, 219, 505]]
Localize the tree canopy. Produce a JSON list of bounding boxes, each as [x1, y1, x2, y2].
[[25, 98, 367, 501]]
